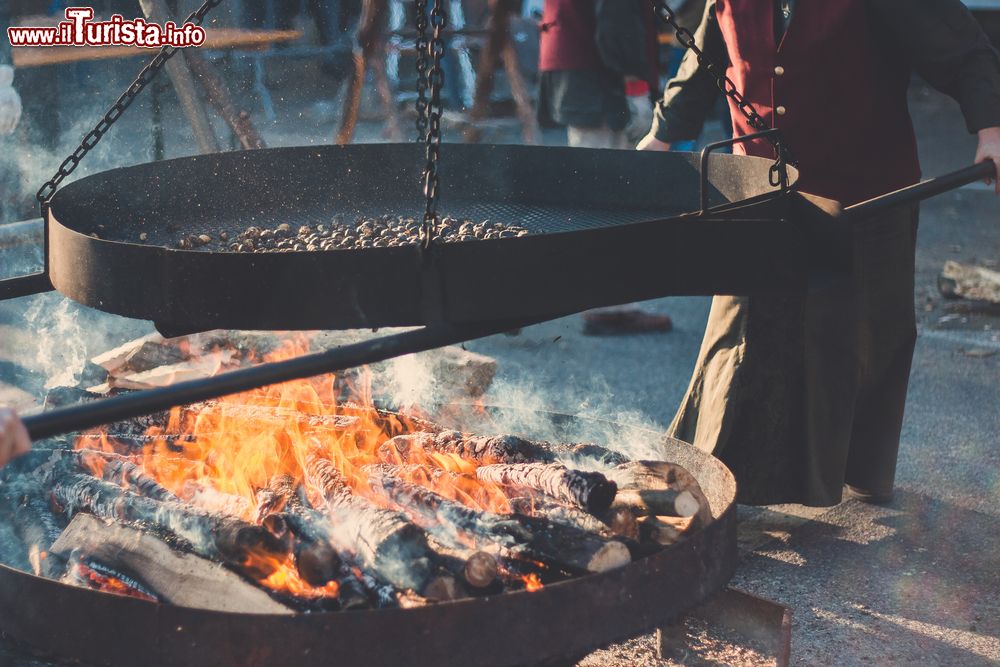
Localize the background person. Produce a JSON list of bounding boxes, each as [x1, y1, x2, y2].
[[536, 0, 649, 149], [638, 0, 1000, 506]]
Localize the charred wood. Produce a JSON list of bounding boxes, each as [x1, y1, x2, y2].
[[62, 555, 160, 603], [255, 474, 297, 524], [253, 476, 344, 588], [475, 463, 617, 513], [49, 473, 288, 576], [606, 461, 712, 526], [103, 458, 179, 503], [637, 515, 698, 546], [612, 488, 700, 519], [508, 496, 614, 537], [382, 431, 628, 468], [305, 452, 436, 593], [182, 480, 252, 518], [365, 470, 630, 574], [51, 514, 293, 614], [4, 492, 67, 578]]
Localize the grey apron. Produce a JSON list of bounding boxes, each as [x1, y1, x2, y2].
[[668, 205, 919, 506]]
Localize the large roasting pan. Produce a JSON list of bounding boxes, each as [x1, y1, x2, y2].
[[28, 143, 833, 334], [1, 145, 991, 336], [0, 411, 737, 667]]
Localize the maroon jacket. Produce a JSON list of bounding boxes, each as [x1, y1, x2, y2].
[[715, 0, 921, 204], [538, 0, 602, 72], [538, 0, 648, 75]]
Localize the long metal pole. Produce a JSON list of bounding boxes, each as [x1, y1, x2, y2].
[[844, 162, 996, 220], [22, 319, 537, 441]]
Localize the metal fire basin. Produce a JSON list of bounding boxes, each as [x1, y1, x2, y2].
[[0, 412, 737, 667]]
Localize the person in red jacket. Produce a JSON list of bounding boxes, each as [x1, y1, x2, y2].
[[638, 0, 1000, 506], [537, 0, 651, 148]]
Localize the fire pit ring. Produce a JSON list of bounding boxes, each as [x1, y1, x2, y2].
[[0, 411, 736, 667]]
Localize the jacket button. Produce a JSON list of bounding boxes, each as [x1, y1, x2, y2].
[[776, 105, 787, 116], [774, 65, 785, 76]]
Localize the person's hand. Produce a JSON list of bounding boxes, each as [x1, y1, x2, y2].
[[0, 408, 31, 468], [636, 131, 671, 152], [624, 79, 654, 145], [975, 126, 1000, 195], [0, 66, 22, 137]]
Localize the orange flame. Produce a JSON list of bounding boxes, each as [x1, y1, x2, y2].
[[75, 334, 519, 600]]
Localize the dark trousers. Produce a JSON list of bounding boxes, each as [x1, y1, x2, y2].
[[668, 205, 919, 506]]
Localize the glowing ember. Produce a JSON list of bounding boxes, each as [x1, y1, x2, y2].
[[522, 573, 543, 593]]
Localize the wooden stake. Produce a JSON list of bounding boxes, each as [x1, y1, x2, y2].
[[138, 0, 220, 154]]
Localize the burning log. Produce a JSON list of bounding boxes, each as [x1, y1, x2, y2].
[[612, 488, 700, 519], [118, 340, 188, 374], [637, 515, 698, 546], [51, 514, 294, 614], [304, 453, 436, 593], [91, 333, 165, 374], [606, 461, 712, 526], [100, 351, 237, 392], [254, 474, 297, 524], [63, 556, 160, 603], [182, 480, 252, 519], [4, 493, 67, 578], [381, 431, 628, 468], [508, 497, 614, 538], [102, 458, 179, 503], [256, 476, 344, 589], [364, 469, 631, 574], [50, 473, 288, 576], [475, 463, 617, 513]]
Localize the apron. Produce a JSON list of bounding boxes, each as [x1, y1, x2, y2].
[[670, 206, 919, 506]]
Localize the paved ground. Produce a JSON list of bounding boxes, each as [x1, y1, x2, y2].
[[0, 50, 997, 666]]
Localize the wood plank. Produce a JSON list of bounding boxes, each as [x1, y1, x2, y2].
[[13, 28, 301, 68], [51, 514, 295, 614], [940, 260, 1000, 304]]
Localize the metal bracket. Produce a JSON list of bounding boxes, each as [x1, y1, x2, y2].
[[657, 587, 792, 667], [699, 128, 788, 215], [0, 214, 52, 301]]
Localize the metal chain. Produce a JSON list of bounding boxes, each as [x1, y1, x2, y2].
[[651, 0, 791, 187], [420, 0, 446, 248], [414, 0, 430, 140], [35, 0, 225, 214]]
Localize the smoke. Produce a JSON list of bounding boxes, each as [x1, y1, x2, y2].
[[367, 339, 672, 469], [23, 297, 90, 390], [473, 374, 670, 466]]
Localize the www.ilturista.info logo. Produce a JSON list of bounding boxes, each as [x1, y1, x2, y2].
[[7, 7, 206, 48]]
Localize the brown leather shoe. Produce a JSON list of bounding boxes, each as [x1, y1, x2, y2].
[[843, 484, 894, 505]]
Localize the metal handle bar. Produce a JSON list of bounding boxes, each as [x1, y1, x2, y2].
[[844, 161, 997, 220], [0, 273, 53, 300], [22, 318, 546, 441], [699, 129, 789, 215]]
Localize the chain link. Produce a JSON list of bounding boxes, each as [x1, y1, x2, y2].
[[419, 0, 446, 248], [651, 0, 791, 187], [414, 0, 430, 140], [35, 0, 224, 214]]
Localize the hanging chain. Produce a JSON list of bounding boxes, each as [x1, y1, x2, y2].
[[35, 0, 224, 215], [414, 0, 430, 139], [419, 0, 447, 248], [651, 0, 792, 187]]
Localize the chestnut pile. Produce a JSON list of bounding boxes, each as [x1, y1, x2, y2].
[[187, 216, 530, 253]]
